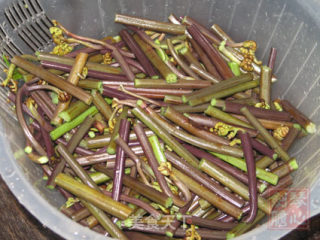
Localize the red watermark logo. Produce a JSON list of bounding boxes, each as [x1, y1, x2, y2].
[[268, 188, 310, 230]]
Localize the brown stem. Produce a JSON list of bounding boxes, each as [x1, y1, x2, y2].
[[55, 21, 135, 81], [187, 24, 233, 79], [51, 52, 89, 125], [115, 14, 186, 35], [166, 39, 199, 79], [11, 56, 92, 104], [133, 123, 185, 207], [165, 150, 245, 208], [163, 106, 230, 145], [189, 37, 222, 80], [16, 85, 47, 156]]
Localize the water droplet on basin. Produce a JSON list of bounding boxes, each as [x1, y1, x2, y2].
[[312, 198, 320, 206], [4, 167, 13, 175]]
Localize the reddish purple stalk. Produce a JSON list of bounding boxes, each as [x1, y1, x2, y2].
[[219, 216, 236, 223], [34, 130, 43, 144], [224, 101, 292, 121], [115, 40, 126, 48], [40, 61, 129, 81], [107, 85, 191, 96], [16, 85, 47, 156], [187, 24, 233, 79], [189, 38, 222, 80], [100, 47, 136, 59], [127, 26, 159, 50], [86, 70, 128, 81], [186, 113, 258, 137], [239, 132, 257, 223], [95, 146, 108, 154], [112, 119, 131, 201], [28, 93, 55, 153], [185, 216, 237, 230], [280, 99, 313, 131], [102, 86, 136, 100], [22, 85, 54, 132], [124, 224, 228, 239], [61, 31, 136, 80], [39, 125, 54, 157], [41, 164, 52, 178], [78, 155, 133, 167], [30, 91, 54, 119], [111, 47, 136, 81], [261, 175, 293, 198], [56, 138, 95, 156], [75, 146, 144, 166], [66, 47, 99, 58], [58, 187, 83, 210], [101, 80, 134, 87], [110, 56, 147, 74], [214, 212, 228, 221], [133, 122, 174, 199], [38, 90, 56, 113], [47, 116, 96, 188], [66, 38, 114, 57], [165, 150, 245, 208], [120, 29, 157, 76], [183, 16, 221, 45], [250, 138, 277, 160], [101, 189, 161, 219], [268, 48, 277, 70], [281, 127, 300, 152], [219, 203, 251, 223], [183, 143, 250, 185], [8, 92, 47, 126], [165, 195, 195, 236]]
